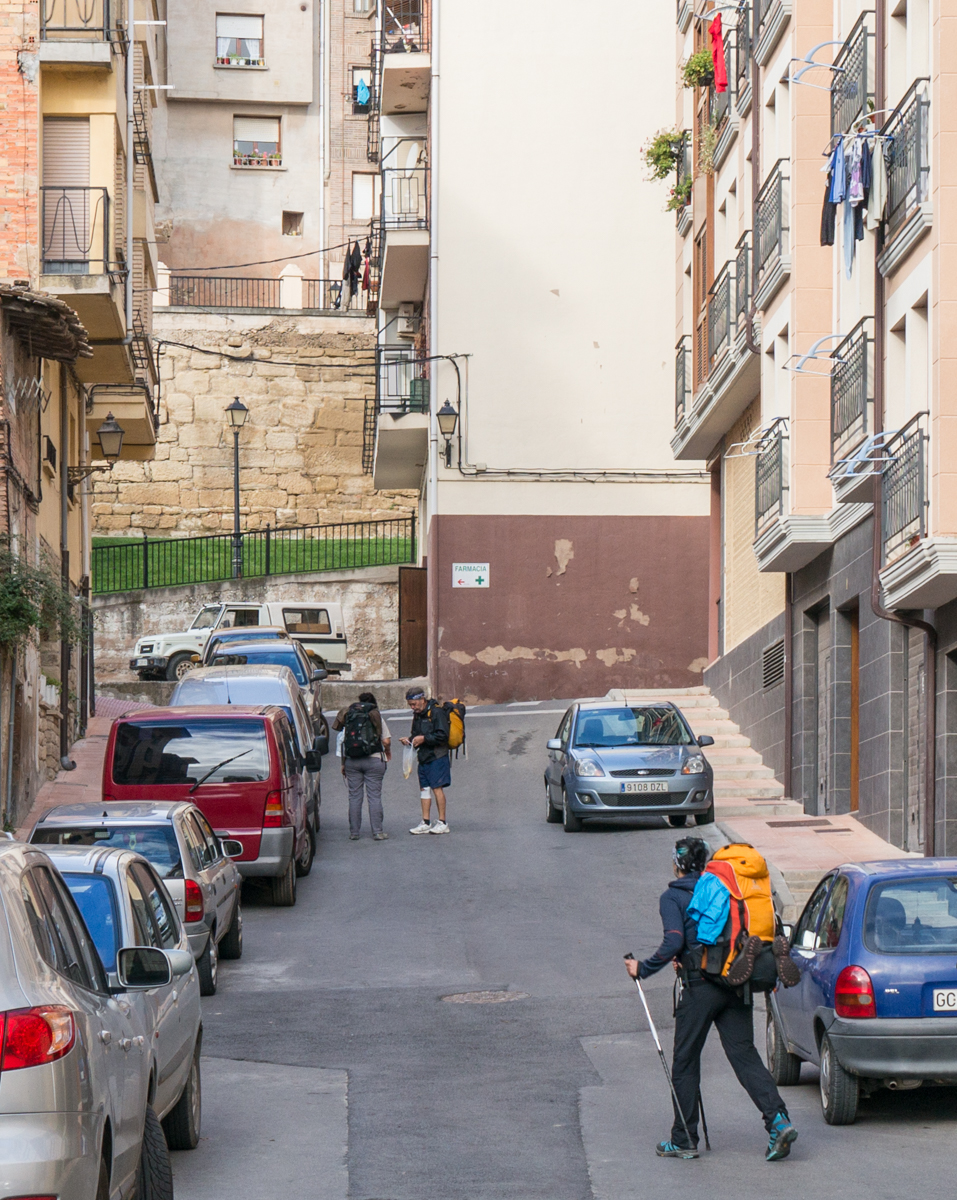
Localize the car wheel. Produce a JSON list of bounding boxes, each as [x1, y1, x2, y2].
[[766, 1010, 802, 1086], [667, 814, 688, 828], [196, 933, 218, 996], [546, 783, 562, 823], [219, 900, 243, 960], [562, 790, 583, 832], [295, 826, 316, 877], [137, 1106, 173, 1200], [95, 1154, 110, 1200], [162, 1043, 202, 1151], [820, 1034, 859, 1125], [166, 652, 195, 682], [270, 858, 297, 907], [694, 799, 716, 826]]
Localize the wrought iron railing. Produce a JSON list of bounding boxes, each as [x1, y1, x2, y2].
[[755, 425, 787, 536], [362, 398, 377, 473], [41, 186, 111, 275], [381, 164, 429, 230], [708, 263, 733, 364], [882, 79, 931, 239], [675, 336, 691, 424], [41, 0, 109, 38], [376, 346, 429, 415], [710, 36, 734, 126], [830, 318, 873, 462], [882, 416, 926, 563], [759, 0, 775, 23], [168, 277, 281, 308], [755, 160, 789, 294], [302, 279, 365, 311], [735, 231, 751, 327], [133, 92, 158, 202], [831, 11, 874, 137], [92, 517, 416, 594], [381, 2, 429, 54], [366, 43, 381, 163], [735, 4, 751, 97]]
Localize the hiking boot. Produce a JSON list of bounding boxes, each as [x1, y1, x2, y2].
[[409, 821, 433, 835], [773, 936, 802, 988], [430, 821, 450, 834], [373, 831, 389, 841], [349, 834, 360, 841], [765, 1112, 798, 1161], [655, 1140, 698, 1160], [727, 934, 763, 986]]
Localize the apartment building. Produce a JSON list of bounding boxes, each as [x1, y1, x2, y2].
[[672, 0, 955, 853], [365, 0, 712, 702]]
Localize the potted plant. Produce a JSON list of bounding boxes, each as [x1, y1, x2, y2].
[[643, 129, 688, 181], [666, 176, 693, 211], [682, 49, 714, 88]]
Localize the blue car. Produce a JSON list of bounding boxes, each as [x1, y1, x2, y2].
[[767, 858, 957, 1124]]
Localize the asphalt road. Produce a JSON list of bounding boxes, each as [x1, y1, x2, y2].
[[171, 701, 957, 1200]]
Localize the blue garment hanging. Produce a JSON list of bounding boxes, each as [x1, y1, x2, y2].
[[356, 79, 371, 105], [828, 140, 846, 204]]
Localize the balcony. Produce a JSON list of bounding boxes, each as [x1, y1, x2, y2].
[[675, 135, 692, 237], [39, 0, 112, 64], [754, 0, 790, 65], [379, 3, 430, 115], [672, 233, 759, 461], [830, 12, 874, 138], [754, 160, 789, 309], [378, 158, 429, 307], [830, 318, 874, 467], [160, 275, 366, 313], [372, 347, 429, 490], [675, 337, 690, 425], [735, 4, 752, 114], [755, 425, 787, 539], [877, 79, 931, 275], [88, 384, 157, 462]]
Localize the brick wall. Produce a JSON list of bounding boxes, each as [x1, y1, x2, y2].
[[0, 0, 39, 283]]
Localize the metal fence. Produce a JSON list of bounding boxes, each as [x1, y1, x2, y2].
[[168, 277, 281, 308], [41, 0, 109, 38], [883, 79, 931, 239], [830, 318, 873, 461], [675, 336, 691, 424], [381, 2, 429, 54], [92, 517, 416, 594], [376, 346, 429, 414], [882, 418, 925, 563], [831, 12, 873, 137], [708, 264, 733, 364], [735, 4, 751, 97], [755, 160, 789, 293], [41, 186, 111, 275], [735, 231, 751, 327], [755, 426, 787, 536], [381, 164, 429, 230], [302, 279, 365, 311]]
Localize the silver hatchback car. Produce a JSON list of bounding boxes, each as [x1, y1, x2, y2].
[[0, 840, 180, 1200], [31, 801, 244, 996]]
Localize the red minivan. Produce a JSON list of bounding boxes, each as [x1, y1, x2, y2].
[[102, 706, 314, 906]]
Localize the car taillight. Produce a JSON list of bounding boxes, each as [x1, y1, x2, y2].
[[263, 790, 284, 828], [184, 878, 204, 923], [835, 965, 876, 1018], [0, 1006, 75, 1070]]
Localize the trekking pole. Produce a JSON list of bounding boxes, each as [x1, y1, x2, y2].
[[697, 1090, 711, 1152], [623, 956, 695, 1150]]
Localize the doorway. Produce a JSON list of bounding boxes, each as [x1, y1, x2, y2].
[[816, 608, 831, 814], [398, 566, 427, 678]]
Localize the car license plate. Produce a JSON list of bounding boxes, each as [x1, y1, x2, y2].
[[933, 988, 957, 1012], [135, 658, 149, 667], [620, 781, 668, 794]]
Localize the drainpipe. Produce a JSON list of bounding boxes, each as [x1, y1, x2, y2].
[[318, 0, 328, 280], [58, 369, 75, 771], [125, 21, 134, 337], [427, 0, 439, 530], [744, 1, 760, 358]]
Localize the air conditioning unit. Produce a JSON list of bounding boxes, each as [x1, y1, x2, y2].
[[396, 302, 419, 340]]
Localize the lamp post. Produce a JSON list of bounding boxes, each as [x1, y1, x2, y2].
[[226, 397, 248, 578], [436, 400, 459, 468]]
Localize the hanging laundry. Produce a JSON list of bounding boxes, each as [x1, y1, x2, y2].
[[865, 138, 887, 230], [821, 180, 837, 246], [362, 256, 371, 292], [710, 15, 728, 93], [356, 78, 370, 106], [854, 140, 872, 241], [828, 139, 846, 204]]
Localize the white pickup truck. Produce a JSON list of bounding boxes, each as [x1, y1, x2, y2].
[[130, 601, 350, 681]]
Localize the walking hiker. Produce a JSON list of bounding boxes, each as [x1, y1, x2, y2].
[[401, 686, 451, 834], [625, 837, 799, 1162], [333, 692, 391, 841]]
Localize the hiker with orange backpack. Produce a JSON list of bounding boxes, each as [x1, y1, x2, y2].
[[402, 687, 453, 834]]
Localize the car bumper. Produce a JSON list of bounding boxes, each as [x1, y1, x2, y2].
[[566, 777, 712, 816], [186, 925, 212, 959], [0, 1111, 100, 1200], [130, 655, 168, 671], [827, 1015, 957, 1079], [237, 827, 294, 878]]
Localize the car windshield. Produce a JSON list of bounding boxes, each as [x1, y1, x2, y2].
[[190, 607, 222, 630], [863, 877, 957, 954], [32, 824, 184, 879], [61, 874, 120, 971], [211, 649, 307, 685], [112, 720, 270, 786], [573, 706, 693, 747]]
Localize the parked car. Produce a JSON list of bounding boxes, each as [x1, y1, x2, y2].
[[42, 845, 202, 1153], [544, 701, 715, 832], [170, 663, 329, 831], [767, 857, 957, 1124], [30, 800, 245, 995], [0, 839, 181, 1199], [129, 599, 349, 681], [200, 624, 293, 665], [205, 639, 327, 730], [102, 705, 313, 905]]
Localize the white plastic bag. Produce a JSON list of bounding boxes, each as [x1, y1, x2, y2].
[[403, 742, 415, 779]]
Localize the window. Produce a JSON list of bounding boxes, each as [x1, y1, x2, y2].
[[191, 605, 223, 631], [863, 876, 957, 954], [128, 863, 180, 950], [283, 210, 304, 237], [353, 0, 373, 11], [352, 66, 372, 113], [21, 865, 105, 992], [32, 824, 184, 880], [62, 874, 121, 972], [816, 875, 849, 950], [211, 647, 307, 686], [179, 815, 207, 874], [216, 13, 264, 65], [233, 116, 281, 167], [352, 173, 380, 220], [793, 875, 834, 950], [112, 719, 270, 786], [225, 608, 260, 627], [192, 811, 224, 862], [556, 709, 573, 747], [283, 608, 331, 635], [573, 707, 693, 748]]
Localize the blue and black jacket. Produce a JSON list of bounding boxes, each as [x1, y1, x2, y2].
[[638, 873, 701, 980]]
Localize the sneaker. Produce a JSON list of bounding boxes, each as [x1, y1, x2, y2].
[[349, 834, 360, 841], [429, 821, 450, 834], [373, 831, 389, 841], [409, 821, 433, 835], [765, 1112, 798, 1161], [655, 1140, 698, 1160]]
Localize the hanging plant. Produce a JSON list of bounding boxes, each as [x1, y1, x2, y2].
[[666, 177, 694, 212], [683, 49, 715, 88], [0, 546, 83, 650], [643, 129, 688, 181], [699, 119, 719, 176]]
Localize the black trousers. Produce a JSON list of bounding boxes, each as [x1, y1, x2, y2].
[[670, 979, 786, 1148]]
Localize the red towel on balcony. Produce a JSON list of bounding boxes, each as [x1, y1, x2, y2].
[[710, 15, 728, 93]]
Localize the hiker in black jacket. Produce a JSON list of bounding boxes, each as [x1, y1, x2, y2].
[[401, 687, 451, 835]]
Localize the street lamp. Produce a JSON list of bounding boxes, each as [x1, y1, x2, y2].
[[226, 398, 248, 578], [68, 412, 127, 484], [436, 400, 458, 468]]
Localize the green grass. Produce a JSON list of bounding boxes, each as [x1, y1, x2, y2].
[[92, 535, 415, 594]]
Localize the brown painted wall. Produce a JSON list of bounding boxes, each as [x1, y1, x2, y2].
[[433, 514, 710, 704]]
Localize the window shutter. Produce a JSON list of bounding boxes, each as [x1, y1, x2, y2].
[[43, 116, 90, 186], [216, 14, 263, 38], [42, 117, 91, 266]]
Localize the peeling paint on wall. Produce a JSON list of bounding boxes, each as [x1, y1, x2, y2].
[[629, 577, 640, 593], [472, 645, 588, 668], [447, 650, 475, 665], [630, 605, 651, 626], [595, 648, 638, 667], [613, 609, 627, 620], [687, 657, 710, 674], [554, 540, 574, 576]]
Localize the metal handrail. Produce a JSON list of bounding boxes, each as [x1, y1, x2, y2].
[[734, 231, 751, 326], [755, 159, 789, 286], [168, 277, 281, 308], [380, 3, 429, 55], [881, 413, 926, 563], [376, 346, 429, 415], [831, 11, 874, 137], [675, 336, 691, 424], [41, 0, 109, 38], [380, 163, 429, 230], [881, 78, 931, 239], [41, 186, 110, 275], [755, 425, 787, 536], [708, 263, 733, 364], [830, 318, 873, 461]]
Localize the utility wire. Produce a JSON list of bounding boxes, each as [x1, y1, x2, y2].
[[142, 237, 364, 273], [153, 338, 377, 370]]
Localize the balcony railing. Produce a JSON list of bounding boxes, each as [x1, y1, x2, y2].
[[381, 2, 429, 55], [41, 0, 109, 38], [882, 415, 926, 563], [706, 231, 751, 369], [376, 346, 429, 415], [830, 318, 873, 462], [735, 231, 751, 327], [755, 160, 789, 295], [366, 44, 381, 163], [303, 279, 366, 311], [41, 186, 111, 275], [882, 79, 931, 240], [831, 11, 874, 137], [133, 92, 158, 203], [381, 164, 429, 230], [735, 4, 751, 96], [169, 277, 281, 308], [755, 425, 787, 536], [710, 36, 733, 127], [675, 336, 691, 423]]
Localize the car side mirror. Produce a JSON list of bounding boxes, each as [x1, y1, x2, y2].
[[116, 946, 172, 990], [697, 735, 715, 747], [314, 733, 329, 757], [220, 838, 244, 858], [547, 739, 563, 751], [167, 948, 195, 977], [303, 750, 319, 771], [312, 668, 328, 682]]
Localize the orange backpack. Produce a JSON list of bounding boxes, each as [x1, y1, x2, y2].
[[700, 844, 776, 982]]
